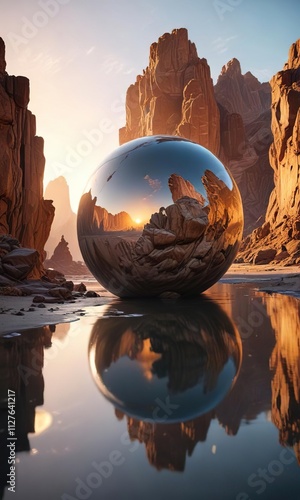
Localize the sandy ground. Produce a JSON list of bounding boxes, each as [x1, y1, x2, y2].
[[221, 263, 300, 295], [0, 263, 299, 336]]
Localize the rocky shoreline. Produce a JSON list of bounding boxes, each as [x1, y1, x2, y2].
[[0, 263, 298, 336]]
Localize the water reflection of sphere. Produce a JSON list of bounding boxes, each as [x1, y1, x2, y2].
[[77, 136, 243, 297], [88, 298, 242, 422]]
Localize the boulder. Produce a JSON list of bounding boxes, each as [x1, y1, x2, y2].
[[253, 248, 277, 265], [2, 248, 39, 280]]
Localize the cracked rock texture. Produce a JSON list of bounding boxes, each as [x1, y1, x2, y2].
[[0, 37, 54, 277], [239, 39, 300, 265]]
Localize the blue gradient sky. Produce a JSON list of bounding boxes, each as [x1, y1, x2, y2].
[[0, 0, 299, 210]]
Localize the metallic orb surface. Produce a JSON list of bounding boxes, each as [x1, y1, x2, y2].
[[88, 298, 242, 423], [77, 135, 243, 297]]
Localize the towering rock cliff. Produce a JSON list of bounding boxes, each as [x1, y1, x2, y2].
[[239, 39, 300, 264], [215, 60, 274, 234], [120, 28, 220, 156], [0, 37, 54, 277], [119, 28, 273, 235]]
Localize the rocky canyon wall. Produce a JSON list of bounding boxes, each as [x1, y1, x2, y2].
[[239, 39, 300, 265], [0, 37, 54, 277], [214, 59, 274, 234], [119, 28, 273, 236]]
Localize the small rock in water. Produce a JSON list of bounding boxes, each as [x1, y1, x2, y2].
[[74, 282, 87, 293], [33, 295, 46, 303]]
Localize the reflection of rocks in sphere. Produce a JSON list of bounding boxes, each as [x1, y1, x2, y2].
[[88, 298, 242, 422], [77, 135, 243, 297]]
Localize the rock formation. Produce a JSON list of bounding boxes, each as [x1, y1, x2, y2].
[[0, 235, 39, 285], [119, 28, 273, 235], [0, 234, 76, 300], [119, 28, 220, 156], [239, 39, 300, 265], [215, 63, 274, 235], [44, 235, 89, 276], [214, 58, 271, 124], [49, 235, 73, 266], [44, 176, 82, 262], [0, 37, 54, 277]]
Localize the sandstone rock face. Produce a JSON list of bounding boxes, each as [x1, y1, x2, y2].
[[119, 28, 220, 157], [215, 61, 273, 235], [44, 176, 81, 261], [0, 38, 54, 277], [214, 58, 271, 124], [119, 28, 273, 236], [239, 39, 300, 265]]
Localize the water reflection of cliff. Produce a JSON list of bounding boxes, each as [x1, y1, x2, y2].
[[89, 288, 300, 472], [212, 284, 276, 435], [0, 326, 59, 499], [265, 294, 300, 463], [115, 409, 216, 471], [226, 289, 300, 460]]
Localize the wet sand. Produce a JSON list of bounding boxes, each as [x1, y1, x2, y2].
[[0, 264, 299, 335], [0, 295, 114, 336]]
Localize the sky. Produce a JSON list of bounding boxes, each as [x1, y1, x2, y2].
[[0, 0, 299, 212]]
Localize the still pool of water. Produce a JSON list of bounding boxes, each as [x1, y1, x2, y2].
[[1, 283, 300, 500]]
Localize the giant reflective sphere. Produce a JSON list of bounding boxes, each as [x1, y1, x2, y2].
[[77, 136, 243, 297]]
